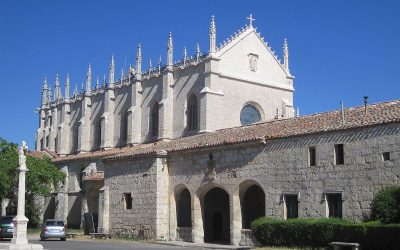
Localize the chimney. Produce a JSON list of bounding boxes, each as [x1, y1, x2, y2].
[[363, 96, 368, 115]]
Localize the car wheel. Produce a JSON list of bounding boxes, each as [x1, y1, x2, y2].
[[61, 238, 66, 241]]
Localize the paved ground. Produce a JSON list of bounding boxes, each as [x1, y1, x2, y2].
[[1, 238, 188, 250], [1, 234, 252, 250]]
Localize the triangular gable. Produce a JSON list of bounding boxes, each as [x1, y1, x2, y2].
[[216, 25, 289, 76]]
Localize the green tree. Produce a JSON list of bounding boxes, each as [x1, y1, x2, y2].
[[371, 185, 400, 224], [0, 137, 64, 227]]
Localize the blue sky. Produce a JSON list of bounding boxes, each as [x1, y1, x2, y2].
[[0, 0, 399, 149]]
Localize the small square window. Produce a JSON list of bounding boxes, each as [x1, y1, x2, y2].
[[382, 152, 390, 161], [334, 144, 344, 165], [309, 147, 316, 166], [124, 193, 132, 210]]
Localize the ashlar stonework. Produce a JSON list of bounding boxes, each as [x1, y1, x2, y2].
[[33, 15, 400, 246]]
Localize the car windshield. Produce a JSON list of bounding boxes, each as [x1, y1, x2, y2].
[[0, 216, 13, 224], [45, 221, 64, 226]]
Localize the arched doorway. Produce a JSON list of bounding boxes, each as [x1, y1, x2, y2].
[[242, 185, 265, 229], [203, 187, 230, 244], [176, 188, 191, 227]]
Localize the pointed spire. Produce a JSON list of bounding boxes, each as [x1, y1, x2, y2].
[[136, 44, 142, 75], [209, 15, 216, 55], [148, 58, 152, 76], [65, 74, 70, 99], [120, 68, 124, 82], [183, 46, 187, 65], [167, 32, 173, 68], [158, 55, 162, 74], [109, 54, 115, 84], [196, 43, 200, 62], [96, 76, 100, 89], [85, 64, 92, 94], [246, 14, 255, 28], [283, 38, 290, 74], [41, 77, 48, 106], [73, 84, 78, 96], [47, 86, 52, 104], [54, 73, 60, 101]]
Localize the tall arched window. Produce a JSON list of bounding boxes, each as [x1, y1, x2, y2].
[[120, 111, 128, 146], [176, 188, 191, 227], [150, 103, 159, 137], [240, 104, 261, 125], [187, 94, 198, 131], [96, 119, 102, 149]]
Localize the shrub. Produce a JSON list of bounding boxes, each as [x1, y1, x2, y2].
[[370, 185, 400, 223], [251, 217, 400, 250]]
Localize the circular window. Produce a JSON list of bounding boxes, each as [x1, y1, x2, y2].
[[240, 104, 261, 125]]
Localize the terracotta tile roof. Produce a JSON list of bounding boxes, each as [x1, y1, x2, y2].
[[27, 150, 53, 159], [83, 171, 104, 182], [52, 99, 400, 163]]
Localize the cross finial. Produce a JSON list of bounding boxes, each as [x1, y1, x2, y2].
[[247, 14, 255, 27]]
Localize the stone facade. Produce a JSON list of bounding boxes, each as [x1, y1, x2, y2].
[[35, 16, 294, 155], [40, 107, 400, 245], [35, 15, 400, 247]]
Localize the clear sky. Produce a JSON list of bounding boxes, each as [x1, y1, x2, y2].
[[0, 0, 399, 149]]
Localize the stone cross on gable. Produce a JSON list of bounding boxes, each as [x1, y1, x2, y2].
[[247, 14, 255, 27]]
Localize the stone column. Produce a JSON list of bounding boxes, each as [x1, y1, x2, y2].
[[97, 186, 109, 234], [158, 70, 174, 141], [230, 193, 242, 246], [199, 57, 223, 133], [101, 85, 115, 149], [155, 153, 169, 239], [78, 95, 91, 152], [58, 100, 71, 155], [9, 142, 43, 249], [191, 194, 204, 243], [168, 192, 177, 241], [48, 105, 58, 152]]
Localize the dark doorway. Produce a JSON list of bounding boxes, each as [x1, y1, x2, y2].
[[203, 187, 230, 244], [242, 185, 265, 228], [176, 188, 191, 227]]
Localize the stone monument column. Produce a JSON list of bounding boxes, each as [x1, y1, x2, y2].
[[9, 141, 43, 250], [11, 142, 29, 246]]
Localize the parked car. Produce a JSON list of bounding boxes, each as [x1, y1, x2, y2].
[[0, 215, 15, 240], [40, 219, 66, 241]]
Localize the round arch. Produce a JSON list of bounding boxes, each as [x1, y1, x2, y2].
[[240, 101, 264, 126]]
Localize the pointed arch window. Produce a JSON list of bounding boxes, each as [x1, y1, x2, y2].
[[150, 103, 159, 137], [187, 94, 198, 131], [120, 111, 129, 146], [96, 119, 102, 149]]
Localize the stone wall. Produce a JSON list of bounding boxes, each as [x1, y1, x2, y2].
[[167, 123, 400, 244], [104, 158, 158, 238]]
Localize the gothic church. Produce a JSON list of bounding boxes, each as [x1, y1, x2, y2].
[[35, 15, 400, 246]]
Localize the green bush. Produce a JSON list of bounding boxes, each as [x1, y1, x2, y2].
[[370, 185, 400, 223], [251, 217, 400, 250]]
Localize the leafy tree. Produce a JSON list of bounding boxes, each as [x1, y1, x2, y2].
[[0, 137, 64, 227], [371, 185, 400, 224]]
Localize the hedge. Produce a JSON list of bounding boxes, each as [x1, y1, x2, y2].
[[251, 217, 400, 250]]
